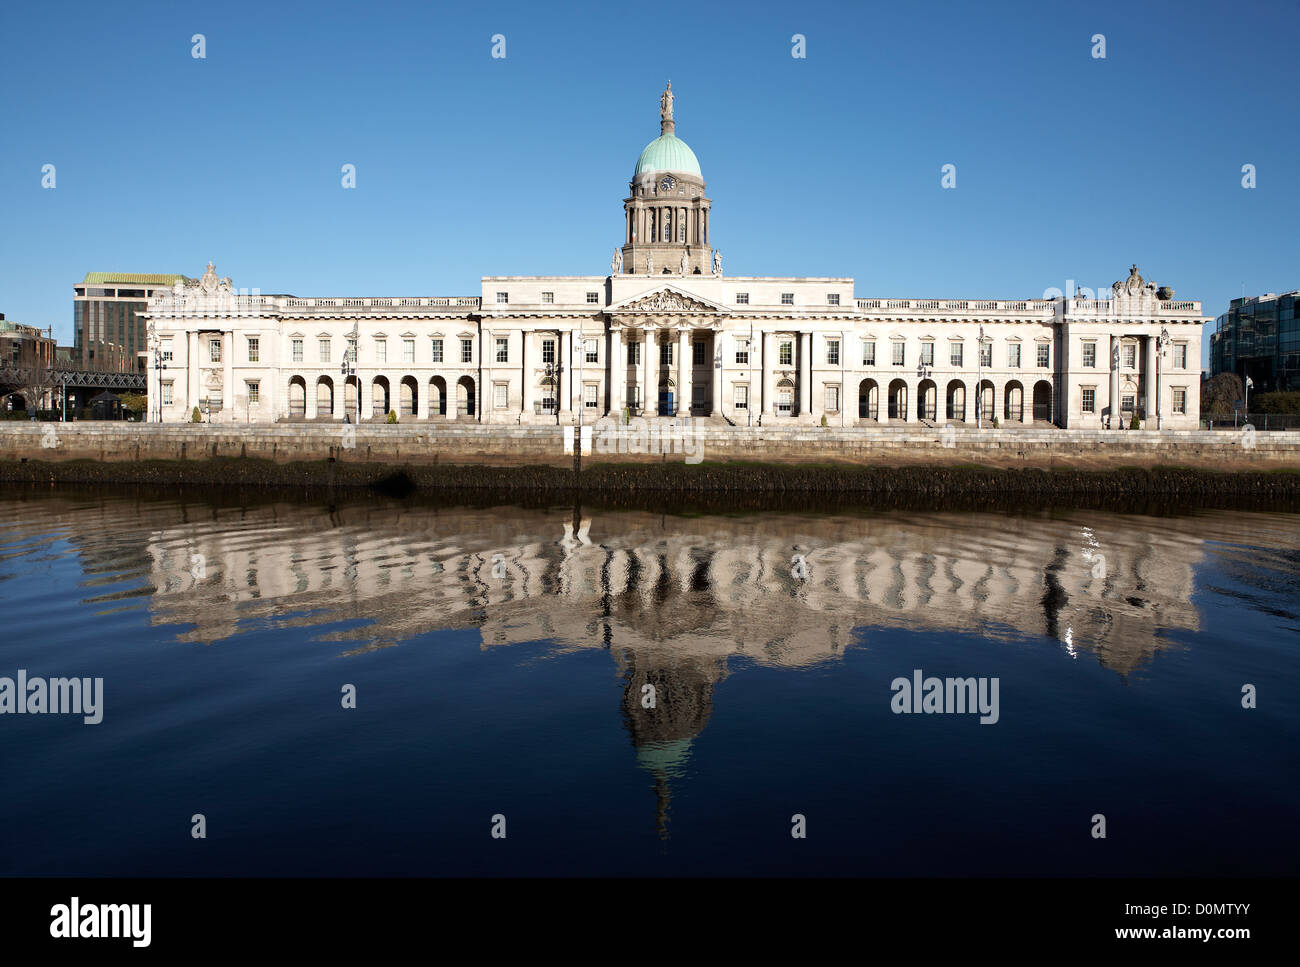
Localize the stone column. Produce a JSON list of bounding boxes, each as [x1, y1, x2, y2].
[[677, 327, 692, 416], [222, 331, 233, 422], [521, 330, 533, 420], [762, 331, 775, 419], [612, 328, 625, 413], [1108, 334, 1120, 429], [187, 330, 199, 414], [711, 328, 723, 417], [1144, 333, 1158, 427], [800, 331, 812, 417], [642, 327, 655, 414]]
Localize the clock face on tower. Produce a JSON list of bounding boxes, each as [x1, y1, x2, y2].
[[659, 176, 675, 193]]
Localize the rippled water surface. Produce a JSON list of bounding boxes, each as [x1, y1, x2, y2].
[[1, 493, 1297, 875]]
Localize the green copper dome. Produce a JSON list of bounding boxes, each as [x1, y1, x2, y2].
[[634, 134, 701, 178]]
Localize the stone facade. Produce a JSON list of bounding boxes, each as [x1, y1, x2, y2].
[[143, 88, 1210, 431]]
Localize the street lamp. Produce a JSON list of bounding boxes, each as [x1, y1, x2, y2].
[[339, 323, 360, 423], [1156, 326, 1171, 430], [544, 360, 564, 425], [148, 322, 167, 423], [340, 342, 360, 424], [916, 359, 932, 421]]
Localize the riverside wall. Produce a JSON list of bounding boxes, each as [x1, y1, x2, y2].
[[1, 421, 1298, 469]]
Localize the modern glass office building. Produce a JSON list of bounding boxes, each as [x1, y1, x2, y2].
[[1211, 290, 1300, 391], [73, 272, 189, 372]]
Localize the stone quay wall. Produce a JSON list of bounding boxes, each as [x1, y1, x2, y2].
[[1, 421, 1298, 469]]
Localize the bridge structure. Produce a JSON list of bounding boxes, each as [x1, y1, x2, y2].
[[0, 365, 147, 416]]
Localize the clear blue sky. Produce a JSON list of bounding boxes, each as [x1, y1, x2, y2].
[[2, 0, 1297, 362]]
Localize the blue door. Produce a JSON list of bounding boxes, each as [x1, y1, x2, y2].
[[658, 391, 674, 416]]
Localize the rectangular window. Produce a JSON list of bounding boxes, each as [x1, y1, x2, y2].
[[319, 338, 331, 364], [246, 337, 258, 363], [1174, 344, 1188, 369], [660, 342, 673, 366], [1081, 387, 1095, 413], [586, 291, 599, 304], [541, 291, 554, 304], [542, 339, 555, 364], [777, 387, 793, 414], [950, 343, 963, 367], [827, 294, 840, 306], [207, 389, 223, 411], [826, 385, 840, 412], [494, 384, 508, 409], [980, 342, 993, 367], [1122, 394, 1135, 413], [161, 382, 174, 405], [495, 338, 509, 363], [160, 338, 174, 362], [693, 340, 706, 365], [403, 339, 415, 364], [375, 340, 387, 364], [1037, 344, 1050, 367], [460, 338, 473, 364], [585, 338, 598, 363], [346, 338, 357, 363], [827, 339, 841, 365], [431, 338, 443, 363], [779, 341, 793, 366], [584, 384, 598, 408], [1082, 342, 1096, 367], [781, 293, 794, 305], [1008, 343, 1021, 368], [1123, 344, 1136, 369], [734, 385, 748, 409], [863, 341, 876, 366], [628, 341, 640, 366], [210, 338, 223, 363], [290, 339, 302, 364], [1172, 388, 1187, 414], [247, 381, 260, 405], [496, 291, 508, 304], [735, 292, 749, 305], [921, 343, 934, 367], [735, 341, 749, 365], [892, 342, 905, 366]]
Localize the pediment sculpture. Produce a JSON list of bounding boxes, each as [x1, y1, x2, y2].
[[624, 289, 714, 313]]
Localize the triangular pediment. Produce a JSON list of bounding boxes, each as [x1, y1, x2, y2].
[[608, 284, 724, 314]]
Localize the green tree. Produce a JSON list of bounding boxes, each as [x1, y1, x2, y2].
[[191, 406, 202, 423], [117, 392, 147, 415], [1253, 392, 1300, 415]]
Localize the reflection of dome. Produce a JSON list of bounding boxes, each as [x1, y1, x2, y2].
[[635, 737, 693, 777], [620, 653, 722, 839], [634, 134, 702, 178]]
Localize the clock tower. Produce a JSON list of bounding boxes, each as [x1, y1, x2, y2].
[[620, 83, 713, 276]]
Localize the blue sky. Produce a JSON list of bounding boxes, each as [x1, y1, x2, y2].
[[2, 0, 1297, 359]]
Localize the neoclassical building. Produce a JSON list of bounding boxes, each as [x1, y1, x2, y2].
[[144, 85, 1208, 429]]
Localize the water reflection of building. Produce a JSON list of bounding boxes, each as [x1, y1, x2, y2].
[[11, 498, 1260, 836]]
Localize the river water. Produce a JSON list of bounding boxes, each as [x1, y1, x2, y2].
[[0, 492, 1296, 876]]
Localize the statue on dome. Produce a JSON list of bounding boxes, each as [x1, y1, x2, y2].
[[612, 248, 623, 274], [712, 250, 722, 275], [660, 82, 674, 122], [645, 253, 654, 275], [680, 251, 688, 275]]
